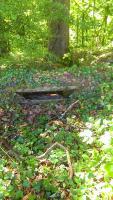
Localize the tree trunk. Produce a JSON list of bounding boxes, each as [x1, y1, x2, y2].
[[81, 0, 85, 47], [0, 15, 10, 56], [76, 12, 79, 46], [102, 6, 109, 46], [48, 0, 70, 58]]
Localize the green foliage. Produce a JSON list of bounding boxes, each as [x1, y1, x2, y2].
[[70, 0, 113, 48], [0, 63, 113, 199], [1, 1, 113, 198], [0, 0, 49, 58]]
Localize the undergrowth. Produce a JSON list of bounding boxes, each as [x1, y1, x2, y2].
[[0, 63, 113, 199]]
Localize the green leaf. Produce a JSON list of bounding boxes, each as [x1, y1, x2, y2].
[[23, 180, 30, 188], [105, 162, 113, 178], [15, 190, 23, 199], [27, 194, 36, 200], [32, 182, 42, 192]]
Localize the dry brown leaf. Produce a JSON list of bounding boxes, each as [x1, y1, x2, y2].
[[48, 120, 64, 127]]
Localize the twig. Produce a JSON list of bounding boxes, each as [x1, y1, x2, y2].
[[59, 100, 79, 119], [0, 138, 20, 161], [95, 156, 106, 168], [0, 146, 15, 162], [37, 142, 73, 179]]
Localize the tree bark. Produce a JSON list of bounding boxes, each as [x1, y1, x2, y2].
[[48, 0, 70, 58]]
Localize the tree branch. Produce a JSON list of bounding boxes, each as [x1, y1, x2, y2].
[[37, 142, 73, 179], [59, 100, 79, 119]]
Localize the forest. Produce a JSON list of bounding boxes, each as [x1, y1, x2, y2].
[[0, 0, 113, 199]]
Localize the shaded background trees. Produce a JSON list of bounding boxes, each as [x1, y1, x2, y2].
[[1, 0, 113, 59]]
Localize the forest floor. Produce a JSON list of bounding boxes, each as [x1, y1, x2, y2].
[[0, 62, 113, 199]]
